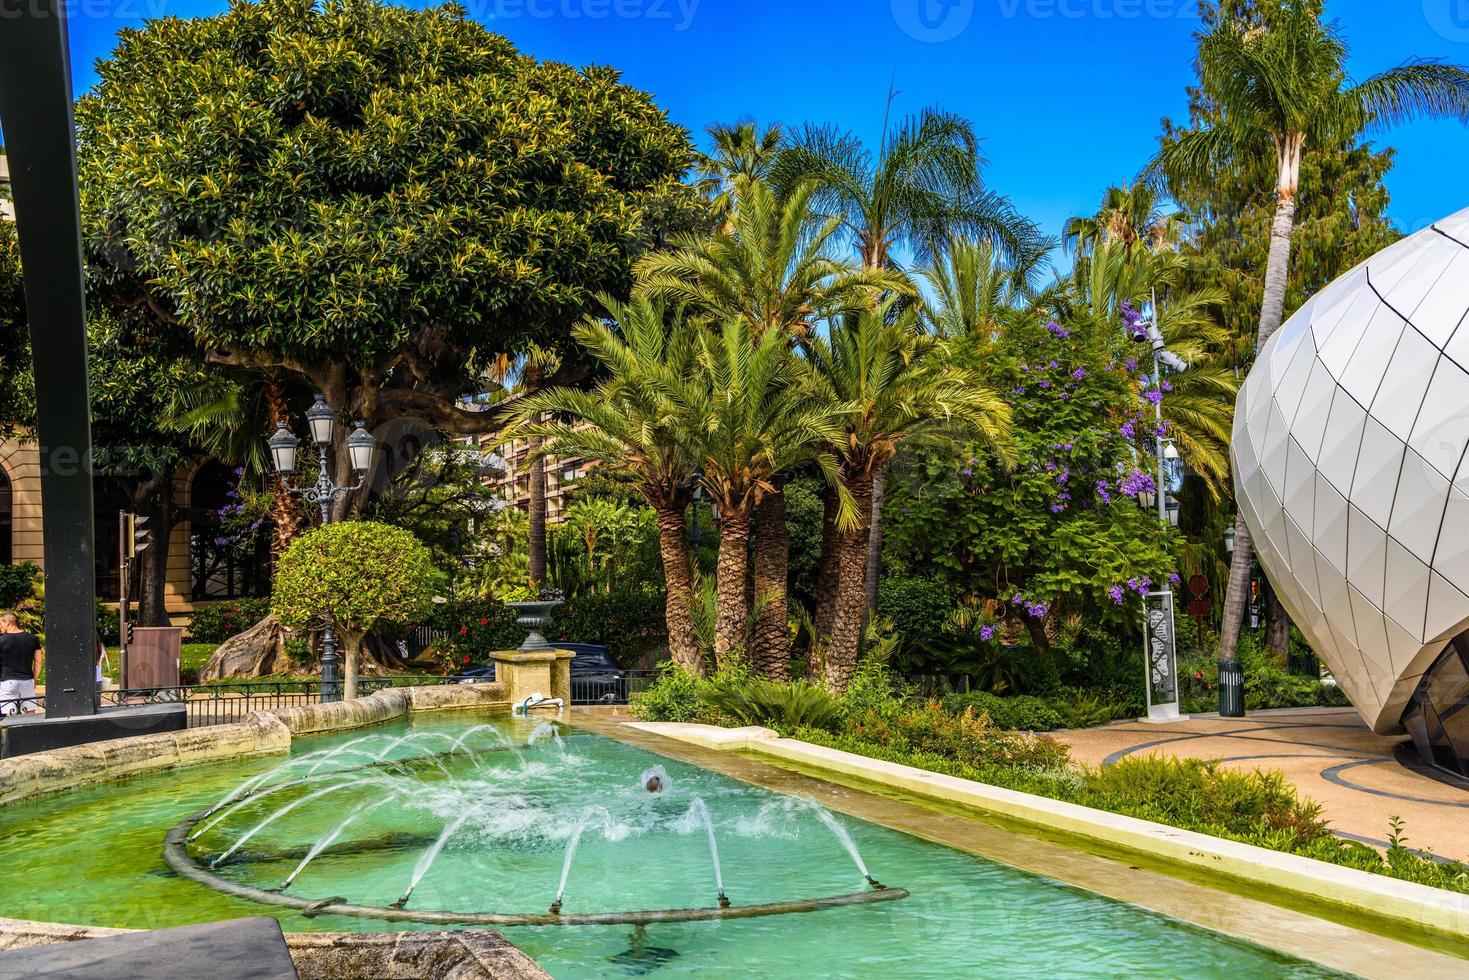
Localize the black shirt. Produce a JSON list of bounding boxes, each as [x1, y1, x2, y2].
[[0, 632, 41, 681]]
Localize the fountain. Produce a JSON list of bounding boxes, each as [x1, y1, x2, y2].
[[165, 722, 908, 928]]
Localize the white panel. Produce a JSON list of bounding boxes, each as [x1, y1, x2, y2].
[[1311, 552, 1348, 648], [1316, 389, 1367, 497], [1407, 249, 1469, 348], [1436, 208, 1469, 244], [1407, 356, 1469, 480], [1339, 304, 1406, 408], [1349, 587, 1392, 679], [1271, 328, 1319, 424], [1377, 232, 1461, 321], [1318, 291, 1379, 376], [1320, 551, 1359, 649], [1262, 484, 1290, 568], [1313, 474, 1349, 574], [1291, 358, 1336, 463], [1310, 272, 1368, 347], [1430, 487, 1469, 591], [1284, 516, 1320, 608], [1233, 419, 1260, 490], [1368, 231, 1433, 296], [1368, 326, 1437, 440], [1349, 416, 1406, 529], [1383, 615, 1425, 678], [1425, 572, 1469, 643], [1346, 505, 1388, 609], [1387, 449, 1450, 565], [1283, 437, 1316, 537], [1246, 365, 1275, 439], [1261, 401, 1291, 497], [1383, 537, 1430, 641]]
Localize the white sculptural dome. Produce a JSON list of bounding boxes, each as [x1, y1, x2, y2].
[[1234, 207, 1469, 739]]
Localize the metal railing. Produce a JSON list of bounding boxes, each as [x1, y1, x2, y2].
[[1, 675, 454, 729], [570, 669, 658, 706]]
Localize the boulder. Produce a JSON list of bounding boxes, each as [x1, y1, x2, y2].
[[198, 615, 292, 682]]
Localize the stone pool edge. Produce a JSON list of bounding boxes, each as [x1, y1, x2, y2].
[[0, 682, 550, 980], [628, 721, 1469, 944]]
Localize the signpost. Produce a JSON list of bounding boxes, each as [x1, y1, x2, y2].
[[1141, 591, 1186, 723]]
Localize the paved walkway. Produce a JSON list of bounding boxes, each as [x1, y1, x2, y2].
[[1053, 707, 1469, 863]]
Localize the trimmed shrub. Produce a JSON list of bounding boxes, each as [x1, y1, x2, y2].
[[877, 577, 952, 649], [941, 691, 1066, 731]]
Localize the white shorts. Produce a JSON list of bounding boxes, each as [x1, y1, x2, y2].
[[0, 678, 37, 716]]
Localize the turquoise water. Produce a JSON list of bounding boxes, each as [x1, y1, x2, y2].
[[0, 714, 1339, 978]]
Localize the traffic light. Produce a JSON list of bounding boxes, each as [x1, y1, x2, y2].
[[133, 513, 156, 559]]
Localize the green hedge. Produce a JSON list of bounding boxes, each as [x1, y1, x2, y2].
[[187, 598, 272, 643], [940, 691, 1066, 731]]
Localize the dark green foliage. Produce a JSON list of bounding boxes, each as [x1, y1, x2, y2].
[[631, 662, 712, 724], [783, 478, 825, 611], [837, 702, 1071, 771], [1177, 633, 1350, 713], [704, 675, 843, 732], [186, 598, 273, 643], [429, 598, 525, 655], [876, 577, 952, 652], [0, 562, 40, 609]]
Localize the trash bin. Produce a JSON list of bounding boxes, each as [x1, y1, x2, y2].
[[1218, 657, 1245, 717]]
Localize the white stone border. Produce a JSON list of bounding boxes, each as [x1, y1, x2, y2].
[[628, 722, 1469, 941]]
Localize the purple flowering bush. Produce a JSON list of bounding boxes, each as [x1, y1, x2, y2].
[[883, 307, 1179, 667]]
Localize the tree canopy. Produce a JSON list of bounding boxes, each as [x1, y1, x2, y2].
[[78, 0, 697, 436]]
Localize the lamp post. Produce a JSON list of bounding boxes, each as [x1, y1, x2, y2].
[[1138, 300, 1188, 724], [268, 394, 377, 702]]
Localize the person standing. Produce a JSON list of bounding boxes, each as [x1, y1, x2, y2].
[[0, 612, 43, 716]]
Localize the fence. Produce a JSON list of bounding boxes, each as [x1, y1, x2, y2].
[[569, 669, 658, 706], [1, 675, 452, 729]]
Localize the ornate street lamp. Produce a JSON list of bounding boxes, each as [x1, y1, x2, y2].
[[270, 397, 377, 701]]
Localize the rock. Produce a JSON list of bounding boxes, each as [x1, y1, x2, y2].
[[199, 615, 291, 682]]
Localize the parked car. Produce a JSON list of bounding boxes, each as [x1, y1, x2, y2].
[[449, 642, 627, 703]]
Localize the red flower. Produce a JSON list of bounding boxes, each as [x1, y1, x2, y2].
[[459, 626, 469, 635], [1193, 672, 1203, 680], [479, 618, 488, 626], [462, 656, 470, 664]]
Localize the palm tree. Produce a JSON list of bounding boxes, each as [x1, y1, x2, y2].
[[511, 296, 706, 673], [639, 177, 906, 677], [486, 344, 561, 589], [1063, 182, 1188, 258], [692, 120, 784, 232], [778, 107, 1040, 613], [1150, 0, 1469, 662], [920, 235, 1046, 346], [679, 318, 853, 670], [804, 301, 1013, 692]]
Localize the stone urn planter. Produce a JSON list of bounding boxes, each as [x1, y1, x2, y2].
[[504, 599, 564, 652]]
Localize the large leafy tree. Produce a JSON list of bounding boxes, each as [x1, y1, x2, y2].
[[1149, 0, 1469, 663], [1063, 182, 1188, 258], [77, 0, 695, 508]]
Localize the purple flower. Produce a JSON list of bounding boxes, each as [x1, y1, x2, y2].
[[961, 467, 974, 477], [1119, 420, 1136, 440], [1125, 357, 1138, 373], [1047, 321, 1071, 339], [1071, 368, 1086, 380], [1169, 573, 1181, 586], [1048, 360, 1059, 370], [1118, 470, 1156, 497], [1108, 585, 1125, 605], [1050, 503, 1065, 514], [979, 626, 997, 641], [1025, 601, 1048, 619], [1039, 380, 1052, 389], [1161, 381, 1173, 393], [1144, 388, 1163, 406]]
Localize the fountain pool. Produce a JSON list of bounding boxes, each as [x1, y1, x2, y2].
[[0, 713, 1342, 978]]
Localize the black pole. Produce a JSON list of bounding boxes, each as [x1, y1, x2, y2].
[[0, 2, 98, 718]]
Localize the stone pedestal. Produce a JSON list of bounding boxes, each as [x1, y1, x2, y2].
[[489, 649, 574, 708]]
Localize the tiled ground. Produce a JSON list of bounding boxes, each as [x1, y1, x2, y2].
[[1054, 707, 1469, 862]]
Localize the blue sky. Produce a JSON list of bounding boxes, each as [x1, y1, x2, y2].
[[64, 0, 1469, 248]]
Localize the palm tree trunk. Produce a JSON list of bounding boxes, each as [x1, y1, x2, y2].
[[132, 475, 174, 627], [813, 485, 840, 639], [713, 509, 751, 668], [750, 485, 791, 680], [655, 504, 703, 676], [1219, 159, 1298, 662], [527, 435, 547, 588], [824, 471, 874, 694], [863, 468, 885, 617], [1265, 584, 1291, 664]]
